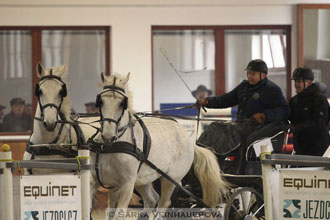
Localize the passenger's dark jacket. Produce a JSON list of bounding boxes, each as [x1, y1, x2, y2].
[[206, 78, 290, 123], [289, 83, 329, 156], [2, 112, 33, 132]]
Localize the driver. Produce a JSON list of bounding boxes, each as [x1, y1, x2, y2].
[[196, 59, 290, 173]]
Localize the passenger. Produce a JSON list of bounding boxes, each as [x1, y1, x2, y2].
[[289, 66, 329, 156], [196, 59, 290, 172], [2, 98, 33, 132]]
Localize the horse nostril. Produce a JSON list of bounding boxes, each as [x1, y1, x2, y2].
[[43, 121, 56, 132]]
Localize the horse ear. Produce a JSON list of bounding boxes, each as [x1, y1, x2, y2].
[[36, 62, 44, 78], [58, 63, 67, 77], [122, 72, 130, 85], [101, 72, 105, 82]]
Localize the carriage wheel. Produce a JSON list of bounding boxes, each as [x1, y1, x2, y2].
[[224, 187, 265, 220]]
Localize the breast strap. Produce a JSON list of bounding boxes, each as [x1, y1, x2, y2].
[[92, 115, 151, 190]]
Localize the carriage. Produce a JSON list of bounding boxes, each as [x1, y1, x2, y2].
[[171, 116, 291, 219], [22, 63, 293, 220]]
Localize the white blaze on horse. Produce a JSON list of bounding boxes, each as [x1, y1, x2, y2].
[[23, 63, 99, 175], [90, 72, 228, 219]]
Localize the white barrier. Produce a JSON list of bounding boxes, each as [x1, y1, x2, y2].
[[201, 107, 234, 117], [260, 145, 273, 220], [0, 146, 14, 220], [0, 146, 91, 220], [260, 148, 330, 220]]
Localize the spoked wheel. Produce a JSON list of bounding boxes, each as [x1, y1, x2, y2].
[[224, 187, 265, 220]]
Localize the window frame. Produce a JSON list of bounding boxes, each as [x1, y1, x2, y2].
[[0, 26, 111, 136]]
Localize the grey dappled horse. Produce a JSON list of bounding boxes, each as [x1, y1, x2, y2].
[[90, 72, 228, 220], [23, 63, 99, 175]]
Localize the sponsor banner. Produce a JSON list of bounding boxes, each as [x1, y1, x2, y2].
[[20, 175, 81, 220], [279, 169, 330, 219], [105, 208, 223, 220]]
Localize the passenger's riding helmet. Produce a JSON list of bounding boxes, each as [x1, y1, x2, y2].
[[292, 66, 314, 81], [245, 59, 268, 74]]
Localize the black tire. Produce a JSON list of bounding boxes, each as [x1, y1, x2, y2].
[[224, 187, 265, 220]]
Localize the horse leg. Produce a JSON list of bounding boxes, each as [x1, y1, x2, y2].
[[136, 184, 159, 208], [112, 181, 135, 220], [107, 188, 120, 220], [157, 178, 177, 209], [135, 184, 159, 219], [90, 179, 99, 220]]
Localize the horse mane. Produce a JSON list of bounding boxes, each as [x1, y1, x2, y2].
[[100, 73, 135, 114], [43, 66, 72, 121]]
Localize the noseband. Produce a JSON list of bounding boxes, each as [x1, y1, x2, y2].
[[35, 72, 67, 123]]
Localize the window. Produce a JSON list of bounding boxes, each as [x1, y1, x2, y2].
[[153, 29, 215, 114], [252, 33, 286, 69], [0, 26, 110, 134]]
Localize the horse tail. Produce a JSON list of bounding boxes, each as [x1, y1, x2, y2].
[[193, 145, 229, 207]]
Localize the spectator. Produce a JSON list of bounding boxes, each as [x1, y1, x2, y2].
[[289, 66, 329, 156], [2, 98, 33, 132], [192, 85, 212, 99], [0, 104, 5, 132], [85, 102, 98, 114], [24, 103, 33, 117]]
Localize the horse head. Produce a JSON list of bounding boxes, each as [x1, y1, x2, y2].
[[97, 72, 131, 144], [35, 62, 70, 131]]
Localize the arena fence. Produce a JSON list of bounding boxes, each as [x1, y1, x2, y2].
[[260, 145, 330, 220], [0, 145, 91, 220]]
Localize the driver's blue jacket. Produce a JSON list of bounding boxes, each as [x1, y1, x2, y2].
[[205, 78, 290, 123]]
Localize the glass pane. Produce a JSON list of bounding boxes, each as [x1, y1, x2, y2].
[[262, 35, 273, 68], [42, 30, 106, 113], [269, 35, 285, 68], [303, 9, 330, 97], [153, 30, 215, 114], [225, 29, 288, 96], [0, 30, 33, 133]]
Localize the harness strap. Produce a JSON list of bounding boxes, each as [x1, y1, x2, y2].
[[70, 120, 87, 149], [25, 114, 88, 164], [50, 121, 66, 144], [134, 115, 151, 160], [95, 152, 115, 190], [90, 115, 152, 190]]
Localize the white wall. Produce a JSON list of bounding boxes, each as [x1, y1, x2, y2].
[[1, 0, 327, 111]]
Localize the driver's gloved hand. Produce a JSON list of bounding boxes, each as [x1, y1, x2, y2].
[[252, 112, 265, 124], [195, 99, 208, 108]]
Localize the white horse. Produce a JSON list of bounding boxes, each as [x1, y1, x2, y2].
[[90, 72, 228, 219], [23, 63, 99, 175]]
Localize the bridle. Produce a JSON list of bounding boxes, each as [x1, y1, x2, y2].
[[34, 70, 68, 126], [95, 77, 129, 142]]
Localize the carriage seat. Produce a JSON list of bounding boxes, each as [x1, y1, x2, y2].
[[222, 120, 290, 175], [244, 120, 290, 154]]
